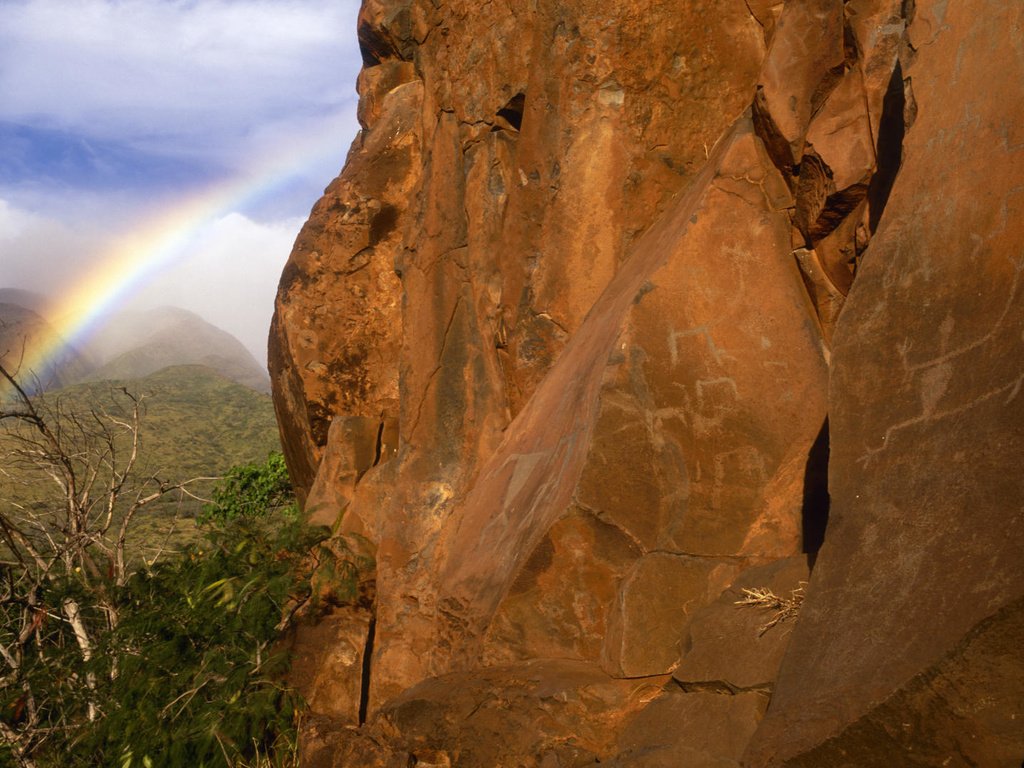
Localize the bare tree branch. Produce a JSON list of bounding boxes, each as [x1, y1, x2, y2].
[[0, 359, 211, 758]]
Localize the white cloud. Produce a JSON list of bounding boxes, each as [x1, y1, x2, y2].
[[122, 211, 306, 360], [0, 1, 367, 362], [0, 197, 35, 238], [1, 195, 305, 360], [0, 0, 363, 164], [0, 197, 109, 293]]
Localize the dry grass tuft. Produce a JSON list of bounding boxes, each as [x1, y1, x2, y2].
[[735, 583, 806, 635]]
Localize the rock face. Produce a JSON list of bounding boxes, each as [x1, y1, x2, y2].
[[269, 0, 1024, 765], [743, 2, 1024, 764]]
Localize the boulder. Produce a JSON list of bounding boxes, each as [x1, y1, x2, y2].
[[744, 1, 1024, 763]]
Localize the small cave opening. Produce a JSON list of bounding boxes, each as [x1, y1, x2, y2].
[[802, 418, 831, 570], [495, 92, 526, 132]]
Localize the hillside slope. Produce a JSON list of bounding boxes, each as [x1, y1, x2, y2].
[[84, 306, 271, 393], [0, 301, 95, 391], [1, 364, 281, 555], [0, 297, 270, 394]]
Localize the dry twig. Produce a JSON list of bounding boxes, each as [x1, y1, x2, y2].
[[735, 583, 806, 635]]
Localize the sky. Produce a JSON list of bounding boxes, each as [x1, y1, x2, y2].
[[0, 0, 365, 360]]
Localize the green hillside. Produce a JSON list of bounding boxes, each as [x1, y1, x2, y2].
[[0, 363, 281, 557]]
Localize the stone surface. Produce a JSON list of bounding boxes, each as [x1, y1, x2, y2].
[[604, 553, 730, 678], [304, 414, 399, 528], [675, 557, 809, 691], [268, 75, 417, 502], [302, 660, 668, 767], [608, 686, 768, 767], [267, 0, 1023, 764], [744, 1, 1024, 764], [753, 0, 845, 167], [483, 509, 640, 666], [285, 610, 373, 726], [778, 597, 1024, 767], [434, 118, 827, 684]]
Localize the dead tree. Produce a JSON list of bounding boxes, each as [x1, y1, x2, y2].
[[0, 361, 206, 764]]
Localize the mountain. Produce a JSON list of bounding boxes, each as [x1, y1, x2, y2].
[[0, 288, 49, 314], [82, 306, 270, 394], [0, 295, 270, 394], [0, 300, 95, 391]]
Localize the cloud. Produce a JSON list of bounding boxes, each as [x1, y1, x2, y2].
[[0, 0, 363, 165], [121, 212, 307, 360], [0, 198, 109, 290], [1, 196, 305, 359], [0, 1, 366, 362]]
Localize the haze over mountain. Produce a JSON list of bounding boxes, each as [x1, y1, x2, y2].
[[0, 295, 269, 393], [83, 306, 270, 393], [0, 299, 94, 390], [0, 287, 48, 313]]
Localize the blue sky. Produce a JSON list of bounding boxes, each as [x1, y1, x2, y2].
[[0, 0, 364, 358]]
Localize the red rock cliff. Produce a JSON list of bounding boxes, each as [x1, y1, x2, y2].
[[270, 1, 1024, 764]]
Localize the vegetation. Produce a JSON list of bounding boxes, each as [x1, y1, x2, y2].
[[1, 364, 282, 558], [734, 583, 806, 635], [65, 509, 325, 767], [0, 363, 343, 767], [199, 453, 295, 524]]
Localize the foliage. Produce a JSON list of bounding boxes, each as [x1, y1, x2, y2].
[[200, 453, 295, 524], [1, 365, 191, 764], [2, 512, 326, 768], [0, 364, 339, 768], [65, 513, 328, 767], [1, 364, 282, 559]]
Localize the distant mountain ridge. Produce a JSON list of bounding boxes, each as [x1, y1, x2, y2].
[[83, 306, 270, 394], [0, 288, 49, 314], [0, 295, 269, 394], [0, 300, 94, 391]]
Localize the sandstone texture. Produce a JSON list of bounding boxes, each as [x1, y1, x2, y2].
[[269, 0, 1024, 764]]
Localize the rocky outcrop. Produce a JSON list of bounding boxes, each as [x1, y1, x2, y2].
[[270, 0, 1024, 764], [743, 2, 1024, 764]]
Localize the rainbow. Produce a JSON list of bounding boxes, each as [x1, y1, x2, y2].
[[17, 106, 358, 385]]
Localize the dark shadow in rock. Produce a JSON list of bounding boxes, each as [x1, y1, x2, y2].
[[867, 60, 906, 233], [802, 418, 830, 569], [370, 205, 400, 247], [358, 617, 376, 725], [496, 92, 526, 132]]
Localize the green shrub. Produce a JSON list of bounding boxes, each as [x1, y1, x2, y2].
[[69, 513, 328, 767], [1, 442, 334, 768], [200, 452, 296, 524]]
